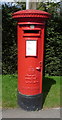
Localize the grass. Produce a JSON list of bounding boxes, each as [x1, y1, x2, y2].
[[60, 76, 62, 107], [0, 75, 2, 107], [2, 74, 18, 108], [2, 74, 61, 109], [42, 76, 61, 109]]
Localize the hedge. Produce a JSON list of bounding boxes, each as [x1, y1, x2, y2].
[[2, 2, 62, 75]]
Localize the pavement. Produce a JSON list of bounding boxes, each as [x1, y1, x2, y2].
[[0, 108, 2, 120], [2, 107, 60, 118]]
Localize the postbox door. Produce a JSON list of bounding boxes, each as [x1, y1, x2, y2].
[[25, 38, 43, 95]]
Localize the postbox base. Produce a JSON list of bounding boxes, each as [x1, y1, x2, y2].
[[18, 92, 43, 111]]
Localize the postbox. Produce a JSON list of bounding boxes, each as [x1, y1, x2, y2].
[[12, 9, 51, 111]]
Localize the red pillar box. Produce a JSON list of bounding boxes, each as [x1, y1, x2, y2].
[[12, 10, 51, 111]]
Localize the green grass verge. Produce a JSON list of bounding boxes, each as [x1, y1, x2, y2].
[[2, 75, 61, 109], [2, 74, 18, 108], [43, 76, 61, 109], [0, 75, 2, 107]]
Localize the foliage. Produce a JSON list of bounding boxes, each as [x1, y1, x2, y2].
[[37, 2, 62, 76], [45, 3, 62, 76], [45, 18, 62, 76], [2, 3, 26, 74], [2, 2, 62, 75]]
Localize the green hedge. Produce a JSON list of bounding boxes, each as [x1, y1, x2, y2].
[[2, 3, 62, 75], [45, 18, 62, 75]]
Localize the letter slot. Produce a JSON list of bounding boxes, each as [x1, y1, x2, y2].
[[23, 29, 41, 37]]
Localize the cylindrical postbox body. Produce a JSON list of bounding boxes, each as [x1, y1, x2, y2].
[[12, 10, 51, 111]]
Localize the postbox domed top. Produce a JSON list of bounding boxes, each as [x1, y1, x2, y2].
[[12, 9, 51, 19]]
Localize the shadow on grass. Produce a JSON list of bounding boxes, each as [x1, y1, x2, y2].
[[42, 76, 56, 108]]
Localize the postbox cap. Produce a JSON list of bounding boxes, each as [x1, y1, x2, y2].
[[12, 9, 51, 19]]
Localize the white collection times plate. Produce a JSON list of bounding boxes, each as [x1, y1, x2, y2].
[[26, 40, 37, 56]]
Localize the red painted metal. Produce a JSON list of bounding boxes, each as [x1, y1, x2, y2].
[[12, 9, 50, 18], [12, 10, 51, 95]]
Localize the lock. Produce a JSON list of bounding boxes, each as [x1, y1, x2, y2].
[[36, 67, 41, 71], [36, 61, 42, 71]]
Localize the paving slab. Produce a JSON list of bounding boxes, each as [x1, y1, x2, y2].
[[2, 108, 60, 118], [0, 108, 2, 120]]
